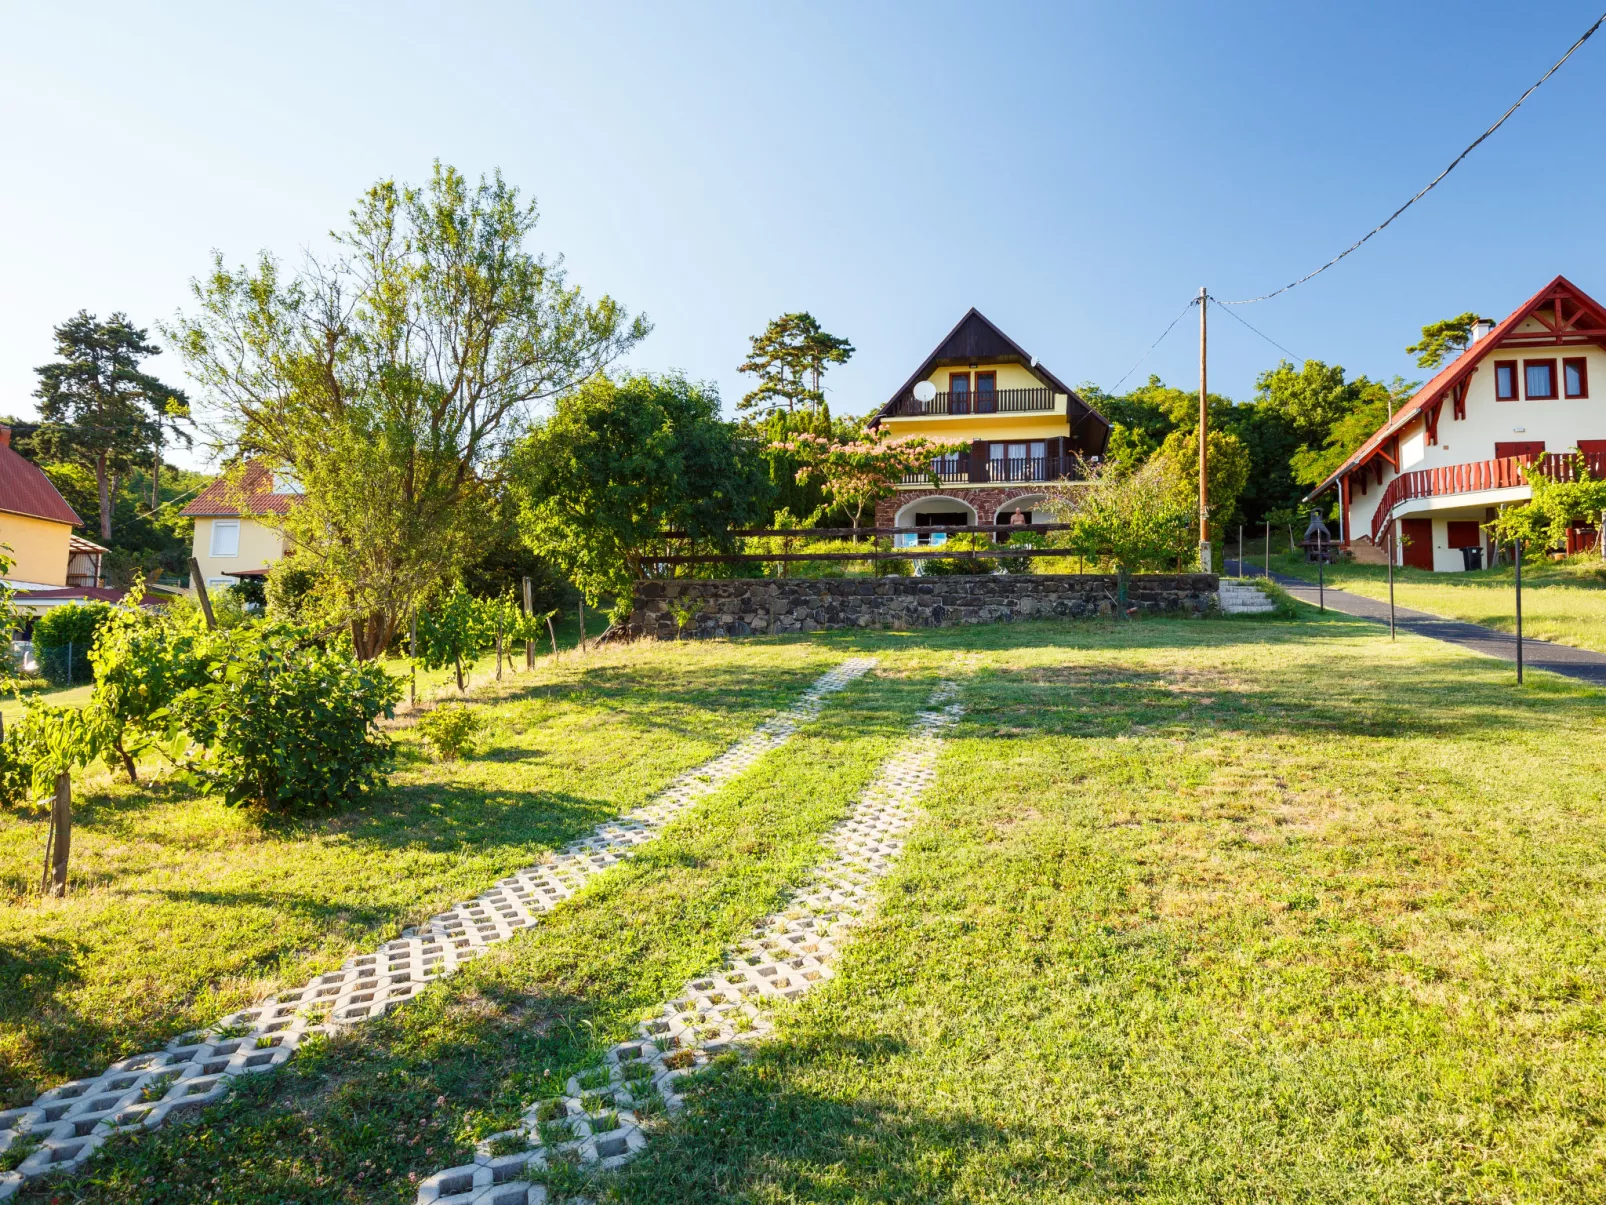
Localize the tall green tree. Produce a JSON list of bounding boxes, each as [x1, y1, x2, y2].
[[1406, 312, 1481, 369], [511, 373, 771, 616], [32, 312, 190, 542], [737, 312, 854, 416], [167, 163, 648, 659]]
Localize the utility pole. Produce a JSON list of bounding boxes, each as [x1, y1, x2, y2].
[[1197, 287, 1210, 572]]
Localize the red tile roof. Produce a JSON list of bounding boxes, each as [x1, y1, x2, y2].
[[0, 442, 82, 526], [1308, 274, 1606, 497], [181, 462, 301, 517]]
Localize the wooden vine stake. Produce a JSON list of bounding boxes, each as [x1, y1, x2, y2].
[[523, 577, 535, 669], [41, 772, 71, 897], [189, 557, 217, 630]]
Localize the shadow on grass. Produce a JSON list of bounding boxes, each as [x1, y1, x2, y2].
[[612, 1034, 1142, 1204]]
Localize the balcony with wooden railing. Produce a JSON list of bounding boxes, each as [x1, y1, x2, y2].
[[890, 387, 1057, 417], [899, 455, 1086, 487], [1368, 450, 1606, 544]]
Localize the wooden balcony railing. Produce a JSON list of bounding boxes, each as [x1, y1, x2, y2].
[[891, 387, 1056, 416], [899, 456, 1085, 486], [1368, 451, 1606, 544]]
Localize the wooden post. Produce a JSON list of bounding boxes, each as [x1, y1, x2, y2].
[[43, 772, 70, 897], [409, 611, 418, 707], [496, 618, 504, 681], [546, 613, 559, 659], [523, 577, 535, 669], [1387, 522, 1396, 640], [189, 557, 217, 630], [1197, 286, 1210, 572], [1264, 519, 1271, 579], [577, 598, 586, 653]]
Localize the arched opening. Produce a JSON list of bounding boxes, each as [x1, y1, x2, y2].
[[992, 493, 1048, 542], [894, 495, 976, 547]]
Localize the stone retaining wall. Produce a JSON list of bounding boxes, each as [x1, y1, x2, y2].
[[631, 573, 1218, 639]]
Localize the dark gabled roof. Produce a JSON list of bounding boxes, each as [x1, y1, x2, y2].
[[0, 442, 81, 526], [867, 308, 1109, 441], [1307, 274, 1606, 499], [181, 461, 301, 517]]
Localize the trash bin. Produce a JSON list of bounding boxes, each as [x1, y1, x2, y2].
[[1460, 545, 1483, 571]]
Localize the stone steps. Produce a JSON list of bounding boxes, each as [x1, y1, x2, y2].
[[1218, 580, 1276, 614]]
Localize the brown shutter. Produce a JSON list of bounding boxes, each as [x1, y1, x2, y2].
[[971, 440, 989, 483]]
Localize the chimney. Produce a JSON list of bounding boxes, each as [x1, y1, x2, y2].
[[0, 425, 11, 448], [1469, 317, 1495, 344]]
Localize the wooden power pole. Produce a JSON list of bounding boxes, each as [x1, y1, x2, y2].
[[1197, 286, 1210, 571]]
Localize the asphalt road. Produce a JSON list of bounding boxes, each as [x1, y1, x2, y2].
[[1225, 558, 1606, 688]]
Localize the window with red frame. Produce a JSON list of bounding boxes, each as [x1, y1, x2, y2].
[[1493, 360, 1518, 400], [1524, 359, 1558, 400], [1564, 357, 1589, 399]]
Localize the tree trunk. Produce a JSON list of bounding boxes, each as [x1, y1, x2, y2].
[[96, 451, 113, 541], [115, 739, 139, 784], [454, 653, 464, 692]]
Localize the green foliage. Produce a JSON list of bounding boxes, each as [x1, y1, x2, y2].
[[166, 163, 647, 659], [777, 429, 968, 532], [1406, 311, 1481, 369], [2, 701, 105, 807], [1156, 426, 1253, 529], [30, 310, 190, 542], [170, 623, 401, 812], [264, 560, 332, 627], [921, 532, 998, 576], [32, 602, 116, 685], [415, 704, 484, 762], [416, 584, 493, 689], [737, 312, 854, 417], [513, 373, 772, 607], [1486, 454, 1606, 554], [87, 592, 212, 780], [1050, 460, 1195, 572]]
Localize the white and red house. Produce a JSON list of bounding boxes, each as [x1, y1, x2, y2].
[[1309, 274, 1606, 570]]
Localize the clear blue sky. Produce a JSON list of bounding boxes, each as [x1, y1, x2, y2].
[[3, 1, 1604, 469]]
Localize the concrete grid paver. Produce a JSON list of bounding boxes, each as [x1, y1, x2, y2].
[[0, 658, 877, 1201], [414, 679, 964, 1205]]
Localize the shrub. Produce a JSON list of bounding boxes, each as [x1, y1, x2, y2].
[[88, 601, 213, 782], [921, 532, 997, 576], [32, 602, 115, 685], [172, 624, 402, 812], [415, 704, 483, 761]]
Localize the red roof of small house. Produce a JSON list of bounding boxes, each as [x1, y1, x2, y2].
[[181, 462, 301, 517], [0, 437, 82, 526], [1307, 274, 1606, 499], [15, 586, 169, 607]]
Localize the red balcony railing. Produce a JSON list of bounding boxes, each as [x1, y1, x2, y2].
[[1368, 451, 1606, 544]]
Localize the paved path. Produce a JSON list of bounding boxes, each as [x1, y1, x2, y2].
[[1225, 559, 1606, 687]]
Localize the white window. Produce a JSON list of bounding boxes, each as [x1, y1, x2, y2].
[[210, 519, 241, 558]]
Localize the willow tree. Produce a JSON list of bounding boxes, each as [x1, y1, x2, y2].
[[167, 164, 648, 658]]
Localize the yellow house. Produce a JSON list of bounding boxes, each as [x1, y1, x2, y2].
[[0, 424, 86, 588], [866, 309, 1110, 537], [181, 462, 299, 593]]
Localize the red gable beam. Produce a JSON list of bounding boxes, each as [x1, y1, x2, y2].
[[1450, 378, 1469, 421], [1423, 398, 1444, 446]]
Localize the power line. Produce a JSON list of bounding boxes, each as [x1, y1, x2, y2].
[[1210, 298, 1304, 365], [1110, 299, 1197, 391], [1219, 10, 1606, 305]]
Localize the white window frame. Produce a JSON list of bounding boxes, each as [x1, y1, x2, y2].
[[210, 519, 241, 558]]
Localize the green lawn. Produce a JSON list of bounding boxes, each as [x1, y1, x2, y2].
[[0, 635, 841, 1111], [20, 614, 1606, 1203], [1257, 549, 1606, 655]]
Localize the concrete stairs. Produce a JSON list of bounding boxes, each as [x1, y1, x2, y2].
[[1218, 579, 1276, 615]]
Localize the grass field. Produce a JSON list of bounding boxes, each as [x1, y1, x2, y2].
[[1259, 549, 1606, 654], [0, 635, 838, 1111], [14, 612, 1606, 1203]]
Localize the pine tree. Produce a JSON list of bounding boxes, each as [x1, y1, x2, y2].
[[737, 312, 854, 416], [33, 312, 190, 541]]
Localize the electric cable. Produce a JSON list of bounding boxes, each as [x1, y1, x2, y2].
[[1219, 10, 1606, 304], [1110, 299, 1197, 391], [1209, 298, 1305, 365]]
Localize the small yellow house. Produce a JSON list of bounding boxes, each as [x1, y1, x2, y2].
[[866, 309, 1110, 538], [0, 424, 86, 588], [181, 462, 299, 592]]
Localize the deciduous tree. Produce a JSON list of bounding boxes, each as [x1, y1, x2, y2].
[[777, 429, 968, 534], [167, 163, 648, 659]]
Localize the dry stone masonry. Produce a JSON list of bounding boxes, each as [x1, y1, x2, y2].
[[633, 573, 1219, 639], [414, 680, 964, 1205], [0, 658, 877, 1202]]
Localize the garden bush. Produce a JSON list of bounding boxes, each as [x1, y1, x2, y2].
[[171, 623, 402, 812], [88, 601, 213, 782], [32, 601, 115, 685], [415, 704, 483, 761], [921, 532, 997, 576]]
